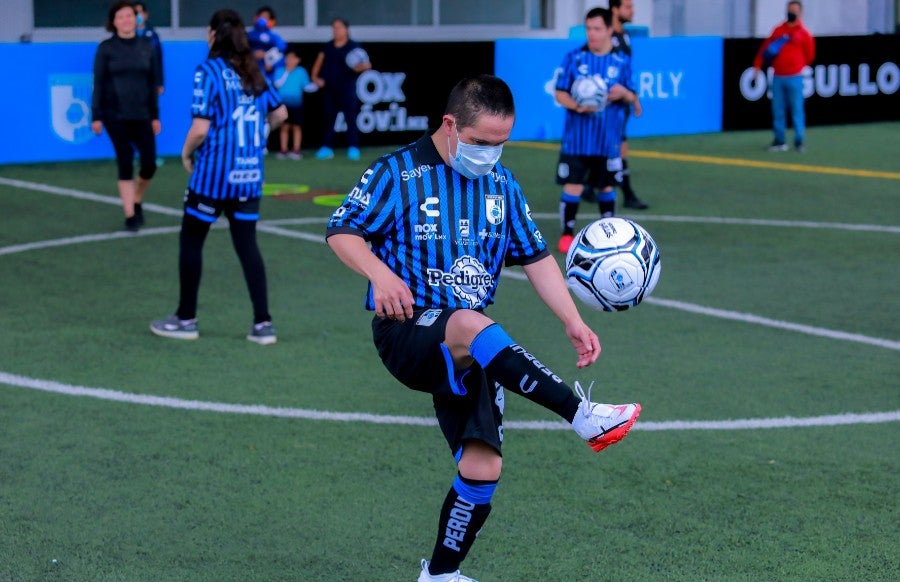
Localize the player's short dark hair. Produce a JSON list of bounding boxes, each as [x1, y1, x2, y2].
[[106, 0, 136, 33], [608, 0, 623, 9], [788, 0, 802, 8], [332, 17, 349, 28], [585, 7, 613, 27], [444, 75, 515, 130], [134, 1, 146, 12], [256, 5, 275, 19]]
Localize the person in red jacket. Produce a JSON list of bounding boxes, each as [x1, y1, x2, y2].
[[753, 1, 815, 152]]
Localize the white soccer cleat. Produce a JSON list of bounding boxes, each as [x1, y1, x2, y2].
[[571, 381, 641, 452], [418, 559, 478, 582]]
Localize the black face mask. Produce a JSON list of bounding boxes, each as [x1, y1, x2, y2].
[[786, 12, 798, 23]]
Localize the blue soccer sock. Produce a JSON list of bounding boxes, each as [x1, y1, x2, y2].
[[598, 187, 616, 217], [470, 324, 580, 422]]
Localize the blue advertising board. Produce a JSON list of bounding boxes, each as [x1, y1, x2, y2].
[[0, 41, 208, 164], [495, 36, 723, 141]]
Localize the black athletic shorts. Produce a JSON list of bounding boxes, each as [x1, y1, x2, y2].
[[183, 188, 261, 223], [372, 308, 504, 458], [556, 153, 620, 189], [286, 104, 304, 126]]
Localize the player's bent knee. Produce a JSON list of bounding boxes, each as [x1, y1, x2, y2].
[[446, 310, 495, 350], [458, 441, 502, 481]]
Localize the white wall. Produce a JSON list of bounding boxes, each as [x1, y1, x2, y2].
[[0, 0, 33, 42]]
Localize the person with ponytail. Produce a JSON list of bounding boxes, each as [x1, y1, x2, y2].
[[151, 9, 287, 345]]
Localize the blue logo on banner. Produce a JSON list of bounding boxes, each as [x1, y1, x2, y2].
[[49, 74, 93, 144]]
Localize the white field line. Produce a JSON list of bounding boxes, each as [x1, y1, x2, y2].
[[1, 177, 898, 429], [2, 371, 898, 431]]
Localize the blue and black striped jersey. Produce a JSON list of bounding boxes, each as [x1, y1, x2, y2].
[[611, 30, 632, 57], [188, 58, 283, 200], [326, 135, 550, 311], [557, 46, 634, 158]]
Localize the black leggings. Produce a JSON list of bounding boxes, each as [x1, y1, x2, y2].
[[104, 119, 157, 181], [176, 213, 271, 324]]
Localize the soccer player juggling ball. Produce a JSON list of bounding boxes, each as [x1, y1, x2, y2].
[[326, 75, 641, 582]]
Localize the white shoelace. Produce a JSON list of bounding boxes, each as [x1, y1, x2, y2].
[[573, 380, 598, 415]]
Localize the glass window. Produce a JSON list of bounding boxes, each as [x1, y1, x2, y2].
[[440, 0, 526, 25], [34, 0, 171, 28], [179, 1, 304, 28], [317, 0, 432, 26]]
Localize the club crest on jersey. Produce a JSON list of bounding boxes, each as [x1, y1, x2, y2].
[[607, 65, 619, 79], [459, 219, 470, 237], [426, 256, 494, 307], [485, 195, 505, 225]]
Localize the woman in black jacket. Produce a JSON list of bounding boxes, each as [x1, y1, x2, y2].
[[91, 0, 161, 231]]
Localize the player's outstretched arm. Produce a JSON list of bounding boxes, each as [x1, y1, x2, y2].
[[522, 255, 601, 368], [327, 233, 415, 321]]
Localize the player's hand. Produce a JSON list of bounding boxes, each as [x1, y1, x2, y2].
[[566, 320, 601, 368], [152, 119, 161, 135], [633, 98, 643, 117], [91, 121, 103, 135], [371, 272, 415, 322], [575, 105, 598, 115], [607, 84, 631, 103], [314, 78, 325, 88], [181, 153, 194, 173]]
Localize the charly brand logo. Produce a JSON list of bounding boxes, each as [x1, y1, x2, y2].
[[335, 70, 429, 134], [49, 74, 93, 144]]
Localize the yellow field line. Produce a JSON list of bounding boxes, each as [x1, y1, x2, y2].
[[511, 141, 900, 180]]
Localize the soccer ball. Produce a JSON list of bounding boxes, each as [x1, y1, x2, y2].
[[565, 217, 661, 311], [570, 74, 609, 110], [345, 47, 370, 69]]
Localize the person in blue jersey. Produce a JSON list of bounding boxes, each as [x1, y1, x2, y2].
[[310, 17, 372, 161], [327, 75, 641, 582], [150, 9, 287, 345], [91, 0, 160, 232], [248, 6, 287, 84], [609, 0, 649, 211], [554, 7, 639, 254], [134, 2, 164, 94], [274, 50, 310, 159]]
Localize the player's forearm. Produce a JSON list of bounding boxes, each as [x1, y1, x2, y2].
[[268, 105, 288, 131], [554, 90, 580, 111], [523, 256, 583, 327], [181, 129, 206, 158], [327, 233, 392, 282]]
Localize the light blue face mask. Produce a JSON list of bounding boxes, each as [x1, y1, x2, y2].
[[449, 127, 503, 179]]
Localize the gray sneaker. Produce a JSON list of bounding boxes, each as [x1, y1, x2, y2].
[[247, 321, 277, 345], [150, 315, 199, 340]]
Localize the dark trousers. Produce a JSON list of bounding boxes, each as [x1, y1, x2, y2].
[[104, 119, 156, 181], [321, 86, 361, 148]]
